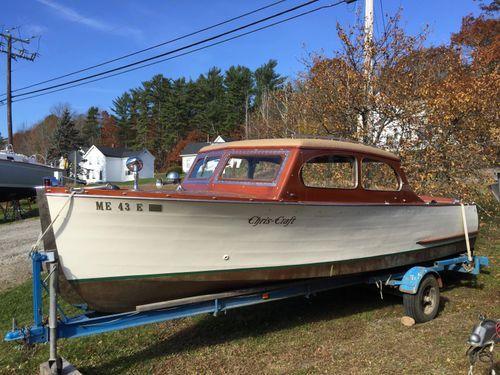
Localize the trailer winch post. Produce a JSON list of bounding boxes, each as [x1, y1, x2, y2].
[[47, 256, 61, 374], [32, 251, 45, 328]]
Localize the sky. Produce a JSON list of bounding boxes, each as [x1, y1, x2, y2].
[[0, 0, 481, 137]]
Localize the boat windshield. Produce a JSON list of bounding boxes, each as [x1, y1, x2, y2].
[[220, 154, 283, 182], [189, 156, 220, 179]]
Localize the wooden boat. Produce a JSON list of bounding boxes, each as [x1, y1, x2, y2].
[[39, 139, 478, 313]]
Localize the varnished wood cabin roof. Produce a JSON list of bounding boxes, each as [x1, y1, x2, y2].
[[200, 138, 399, 161]]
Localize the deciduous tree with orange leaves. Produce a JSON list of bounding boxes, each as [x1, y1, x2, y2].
[[249, 3, 499, 212], [100, 111, 121, 148]]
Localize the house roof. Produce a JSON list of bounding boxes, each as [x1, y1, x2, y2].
[[180, 142, 210, 156], [213, 135, 233, 143], [200, 138, 399, 161], [95, 146, 147, 158]]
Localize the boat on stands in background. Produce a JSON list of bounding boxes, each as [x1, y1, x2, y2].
[[38, 139, 478, 313], [0, 144, 63, 202]]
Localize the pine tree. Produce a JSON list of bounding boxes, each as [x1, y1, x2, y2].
[[159, 77, 193, 165], [224, 65, 254, 133], [107, 60, 285, 166], [148, 75, 174, 170], [81, 106, 101, 147], [131, 87, 152, 151], [112, 92, 135, 148], [193, 67, 226, 137], [254, 59, 286, 108], [164, 78, 191, 139], [48, 108, 81, 159]]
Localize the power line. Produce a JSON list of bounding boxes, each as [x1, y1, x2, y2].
[[5, 0, 349, 106], [4, 0, 288, 96], [9, 0, 331, 100]]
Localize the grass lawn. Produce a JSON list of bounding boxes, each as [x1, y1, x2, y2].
[[0, 220, 498, 374], [108, 177, 158, 187], [95, 174, 181, 190]]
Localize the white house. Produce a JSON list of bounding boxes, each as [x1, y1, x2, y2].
[[179, 136, 230, 173], [80, 145, 155, 183]]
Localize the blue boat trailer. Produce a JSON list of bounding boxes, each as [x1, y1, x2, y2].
[[4, 250, 489, 372]]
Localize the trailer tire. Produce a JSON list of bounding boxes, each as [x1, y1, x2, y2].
[[403, 274, 440, 323]]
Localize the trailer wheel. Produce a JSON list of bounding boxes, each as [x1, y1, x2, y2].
[[403, 274, 440, 323]]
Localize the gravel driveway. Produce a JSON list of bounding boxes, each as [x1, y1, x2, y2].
[[0, 218, 41, 291]]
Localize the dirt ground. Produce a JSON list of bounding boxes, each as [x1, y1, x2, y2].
[[0, 218, 40, 291]]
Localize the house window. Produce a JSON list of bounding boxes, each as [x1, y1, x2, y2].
[[362, 159, 400, 191], [189, 156, 220, 179], [220, 155, 283, 182], [301, 155, 356, 189]]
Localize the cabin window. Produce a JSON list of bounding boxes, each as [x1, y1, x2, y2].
[[362, 159, 400, 191], [189, 156, 220, 179], [220, 155, 283, 182], [301, 155, 356, 189]]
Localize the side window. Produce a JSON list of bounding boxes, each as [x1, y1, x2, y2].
[[362, 159, 400, 191], [301, 155, 356, 189], [189, 156, 220, 179], [220, 155, 283, 182], [221, 157, 249, 180]]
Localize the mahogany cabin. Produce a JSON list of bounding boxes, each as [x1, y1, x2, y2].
[[181, 139, 425, 204], [47, 139, 452, 204]]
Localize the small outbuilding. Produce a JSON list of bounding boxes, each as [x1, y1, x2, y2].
[[80, 145, 155, 183], [180, 136, 230, 173]]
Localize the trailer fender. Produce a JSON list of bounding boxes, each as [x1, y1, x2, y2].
[[398, 267, 442, 294]]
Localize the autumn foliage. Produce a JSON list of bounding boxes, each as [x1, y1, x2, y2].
[[100, 111, 120, 148], [11, 114, 58, 163], [165, 130, 205, 166], [248, 4, 499, 212]]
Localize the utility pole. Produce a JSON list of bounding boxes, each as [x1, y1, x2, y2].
[[364, 0, 374, 79], [363, 0, 374, 141], [244, 93, 249, 139], [0, 29, 39, 147], [6, 36, 12, 147]]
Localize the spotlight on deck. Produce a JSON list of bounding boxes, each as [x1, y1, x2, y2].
[[126, 157, 143, 191], [165, 171, 181, 184]]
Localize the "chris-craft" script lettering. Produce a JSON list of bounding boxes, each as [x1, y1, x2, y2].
[[248, 216, 296, 227]]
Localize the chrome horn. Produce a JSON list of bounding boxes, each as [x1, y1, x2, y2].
[[126, 157, 143, 191]]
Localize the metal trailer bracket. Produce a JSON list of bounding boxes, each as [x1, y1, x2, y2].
[[394, 256, 489, 294]]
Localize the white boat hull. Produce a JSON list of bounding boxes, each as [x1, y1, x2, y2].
[[44, 193, 478, 312]]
